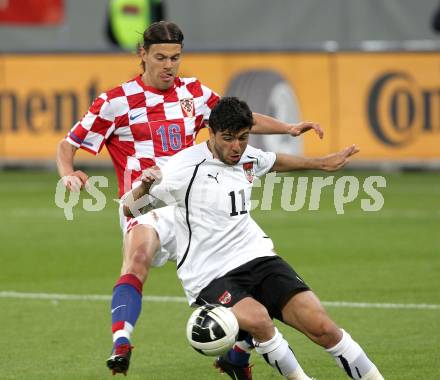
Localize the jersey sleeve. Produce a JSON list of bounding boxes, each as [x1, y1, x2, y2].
[[247, 146, 277, 177], [65, 93, 115, 155], [201, 84, 220, 122]]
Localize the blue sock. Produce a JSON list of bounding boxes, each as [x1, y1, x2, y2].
[[111, 274, 143, 348], [227, 333, 254, 367]]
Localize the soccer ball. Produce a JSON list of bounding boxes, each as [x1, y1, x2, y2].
[[186, 304, 239, 356]]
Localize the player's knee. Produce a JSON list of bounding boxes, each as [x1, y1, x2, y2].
[[309, 318, 341, 348], [124, 232, 155, 263], [244, 307, 274, 341], [132, 248, 153, 267], [123, 245, 154, 279]]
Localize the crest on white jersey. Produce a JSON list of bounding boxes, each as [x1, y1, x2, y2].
[[243, 162, 254, 183], [180, 98, 195, 117]]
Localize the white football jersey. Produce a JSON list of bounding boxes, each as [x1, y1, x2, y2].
[[150, 142, 277, 305]]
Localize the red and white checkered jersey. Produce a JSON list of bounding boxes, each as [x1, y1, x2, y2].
[[65, 75, 220, 197]]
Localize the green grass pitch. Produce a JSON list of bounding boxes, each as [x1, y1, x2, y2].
[[0, 169, 439, 379]]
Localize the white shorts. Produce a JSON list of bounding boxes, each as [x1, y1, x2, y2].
[[119, 204, 177, 268]]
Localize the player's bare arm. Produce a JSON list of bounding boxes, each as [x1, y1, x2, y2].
[[122, 166, 162, 217], [271, 144, 359, 172], [56, 140, 89, 192], [251, 112, 324, 139]]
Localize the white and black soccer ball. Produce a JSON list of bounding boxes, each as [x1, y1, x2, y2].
[[186, 304, 239, 356]]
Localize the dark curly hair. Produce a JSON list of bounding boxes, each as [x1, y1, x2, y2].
[[209, 97, 254, 134]]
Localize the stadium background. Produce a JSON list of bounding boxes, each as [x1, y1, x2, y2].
[[0, 1, 439, 379]]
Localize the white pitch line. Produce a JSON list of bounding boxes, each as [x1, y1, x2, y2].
[[0, 291, 186, 303], [321, 301, 440, 310], [0, 291, 439, 310]]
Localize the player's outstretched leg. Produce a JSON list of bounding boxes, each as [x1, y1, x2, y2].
[[254, 328, 313, 380], [233, 297, 314, 380], [106, 225, 159, 375], [282, 291, 384, 380], [106, 273, 142, 375], [325, 329, 384, 380], [214, 333, 254, 380]]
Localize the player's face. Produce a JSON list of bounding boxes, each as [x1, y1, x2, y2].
[[141, 44, 182, 90], [210, 128, 251, 165]]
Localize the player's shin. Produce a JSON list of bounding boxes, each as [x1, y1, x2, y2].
[[111, 274, 143, 347], [254, 328, 313, 380], [325, 329, 384, 380]]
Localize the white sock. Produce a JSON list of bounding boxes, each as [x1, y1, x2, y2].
[[112, 321, 133, 341], [363, 366, 385, 380], [254, 328, 312, 379], [287, 365, 314, 380], [326, 329, 383, 379]]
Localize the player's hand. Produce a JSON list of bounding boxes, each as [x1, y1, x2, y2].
[[288, 121, 324, 139], [62, 170, 89, 192], [320, 145, 360, 171], [140, 166, 162, 190]]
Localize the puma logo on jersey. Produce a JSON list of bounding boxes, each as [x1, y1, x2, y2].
[[208, 173, 220, 183]]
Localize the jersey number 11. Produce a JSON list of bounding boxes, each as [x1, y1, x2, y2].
[[229, 189, 248, 216]]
